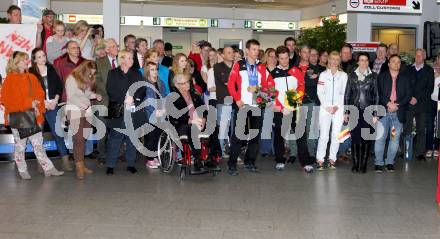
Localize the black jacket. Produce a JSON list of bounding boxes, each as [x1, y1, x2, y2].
[[161, 56, 173, 68], [169, 90, 205, 130], [406, 64, 435, 113], [377, 70, 412, 123], [341, 59, 356, 75], [295, 62, 320, 105], [132, 50, 142, 71], [344, 71, 379, 110], [106, 67, 146, 128], [370, 59, 408, 75], [214, 62, 233, 104], [29, 64, 63, 100], [288, 53, 299, 68]]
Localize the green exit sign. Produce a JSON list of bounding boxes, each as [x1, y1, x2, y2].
[[211, 19, 218, 28], [244, 20, 252, 28], [153, 17, 161, 26]]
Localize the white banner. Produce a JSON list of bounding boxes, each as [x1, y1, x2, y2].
[[347, 0, 422, 14], [0, 24, 37, 77]]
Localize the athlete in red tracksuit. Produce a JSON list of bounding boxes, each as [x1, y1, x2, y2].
[[271, 46, 314, 172], [227, 39, 274, 175]]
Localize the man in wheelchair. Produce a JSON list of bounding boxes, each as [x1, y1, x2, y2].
[[169, 73, 215, 172]]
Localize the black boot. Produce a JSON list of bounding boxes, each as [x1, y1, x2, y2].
[[360, 142, 370, 173], [351, 144, 360, 173]]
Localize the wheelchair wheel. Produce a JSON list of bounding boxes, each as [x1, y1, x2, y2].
[[158, 131, 175, 174]]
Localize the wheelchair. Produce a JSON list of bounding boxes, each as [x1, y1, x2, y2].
[[157, 129, 221, 181]]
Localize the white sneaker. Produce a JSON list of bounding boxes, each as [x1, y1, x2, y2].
[[237, 156, 244, 165], [44, 168, 65, 177], [146, 160, 159, 169], [275, 163, 285, 171], [434, 151, 439, 157], [304, 165, 314, 173], [153, 158, 161, 167], [425, 150, 433, 158], [198, 133, 210, 139]]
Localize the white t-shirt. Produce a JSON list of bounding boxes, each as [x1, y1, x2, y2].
[[72, 37, 94, 60], [207, 67, 216, 100], [431, 76, 440, 102]]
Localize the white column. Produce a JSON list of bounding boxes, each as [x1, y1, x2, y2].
[[346, 13, 371, 42], [103, 0, 120, 43]]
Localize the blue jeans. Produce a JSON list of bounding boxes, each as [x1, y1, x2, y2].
[[45, 108, 68, 157], [338, 138, 351, 157], [217, 103, 236, 156], [106, 128, 137, 168], [374, 112, 403, 166]]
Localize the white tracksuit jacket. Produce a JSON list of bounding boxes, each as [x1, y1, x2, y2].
[[316, 69, 348, 162]]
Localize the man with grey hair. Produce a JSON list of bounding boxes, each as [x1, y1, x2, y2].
[[95, 38, 120, 163], [403, 48, 435, 161]]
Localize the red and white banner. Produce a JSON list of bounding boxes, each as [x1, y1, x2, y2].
[[348, 42, 380, 52], [0, 24, 37, 77], [347, 0, 422, 14]]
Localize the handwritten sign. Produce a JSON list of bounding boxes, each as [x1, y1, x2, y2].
[[0, 24, 37, 77]]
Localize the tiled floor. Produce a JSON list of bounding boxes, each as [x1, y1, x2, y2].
[[0, 157, 439, 239]]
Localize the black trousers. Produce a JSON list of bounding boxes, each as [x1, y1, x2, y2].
[[273, 112, 312, 166], [208, 99, 222, 157], [228, 106, 262, 169], [177, 124, 201, 160], [143, 126, 163, 160]]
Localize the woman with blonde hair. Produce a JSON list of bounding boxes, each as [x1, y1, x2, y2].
[[72, 20, 94, 60], [145, 48, 171, 94], [105, 50, 144, 175], [1, 51, 64, 180], [262, 48, 277, 72], [168, 53, 191, 92], [65, 60, 102, 179], [316, 51, 348, 170], [46, 20, 69, 63]]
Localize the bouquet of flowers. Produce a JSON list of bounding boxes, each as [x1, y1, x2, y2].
[[284, 89, 304, 111], [254, 86, 277, 108]]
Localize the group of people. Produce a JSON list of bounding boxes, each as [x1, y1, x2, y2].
[[1, 5, 440, 209]]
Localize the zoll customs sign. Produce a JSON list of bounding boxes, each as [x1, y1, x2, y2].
[[347, 0, 422, 14]]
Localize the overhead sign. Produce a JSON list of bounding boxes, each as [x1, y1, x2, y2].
[[254, 21, 298, 31], [347, 0, 422, 14], [244, 20, 253, 29], [121, 16, 154, 26], [63, 14, 103, 24], [348, 42, 380, 52], [162, 17, 209, 28]]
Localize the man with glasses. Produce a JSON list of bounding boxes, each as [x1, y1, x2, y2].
[[53, 41, 85, 102]]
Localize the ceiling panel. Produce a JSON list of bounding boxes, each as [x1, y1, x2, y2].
[[54, 0, 332, 10]]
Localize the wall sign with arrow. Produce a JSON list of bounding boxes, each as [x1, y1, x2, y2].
[[347, 0, 422, 14]]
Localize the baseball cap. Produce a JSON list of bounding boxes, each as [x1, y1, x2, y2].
[[42, 9, 56, 16]]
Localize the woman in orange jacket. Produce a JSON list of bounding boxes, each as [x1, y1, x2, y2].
[[1, 51, 64, 180]]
